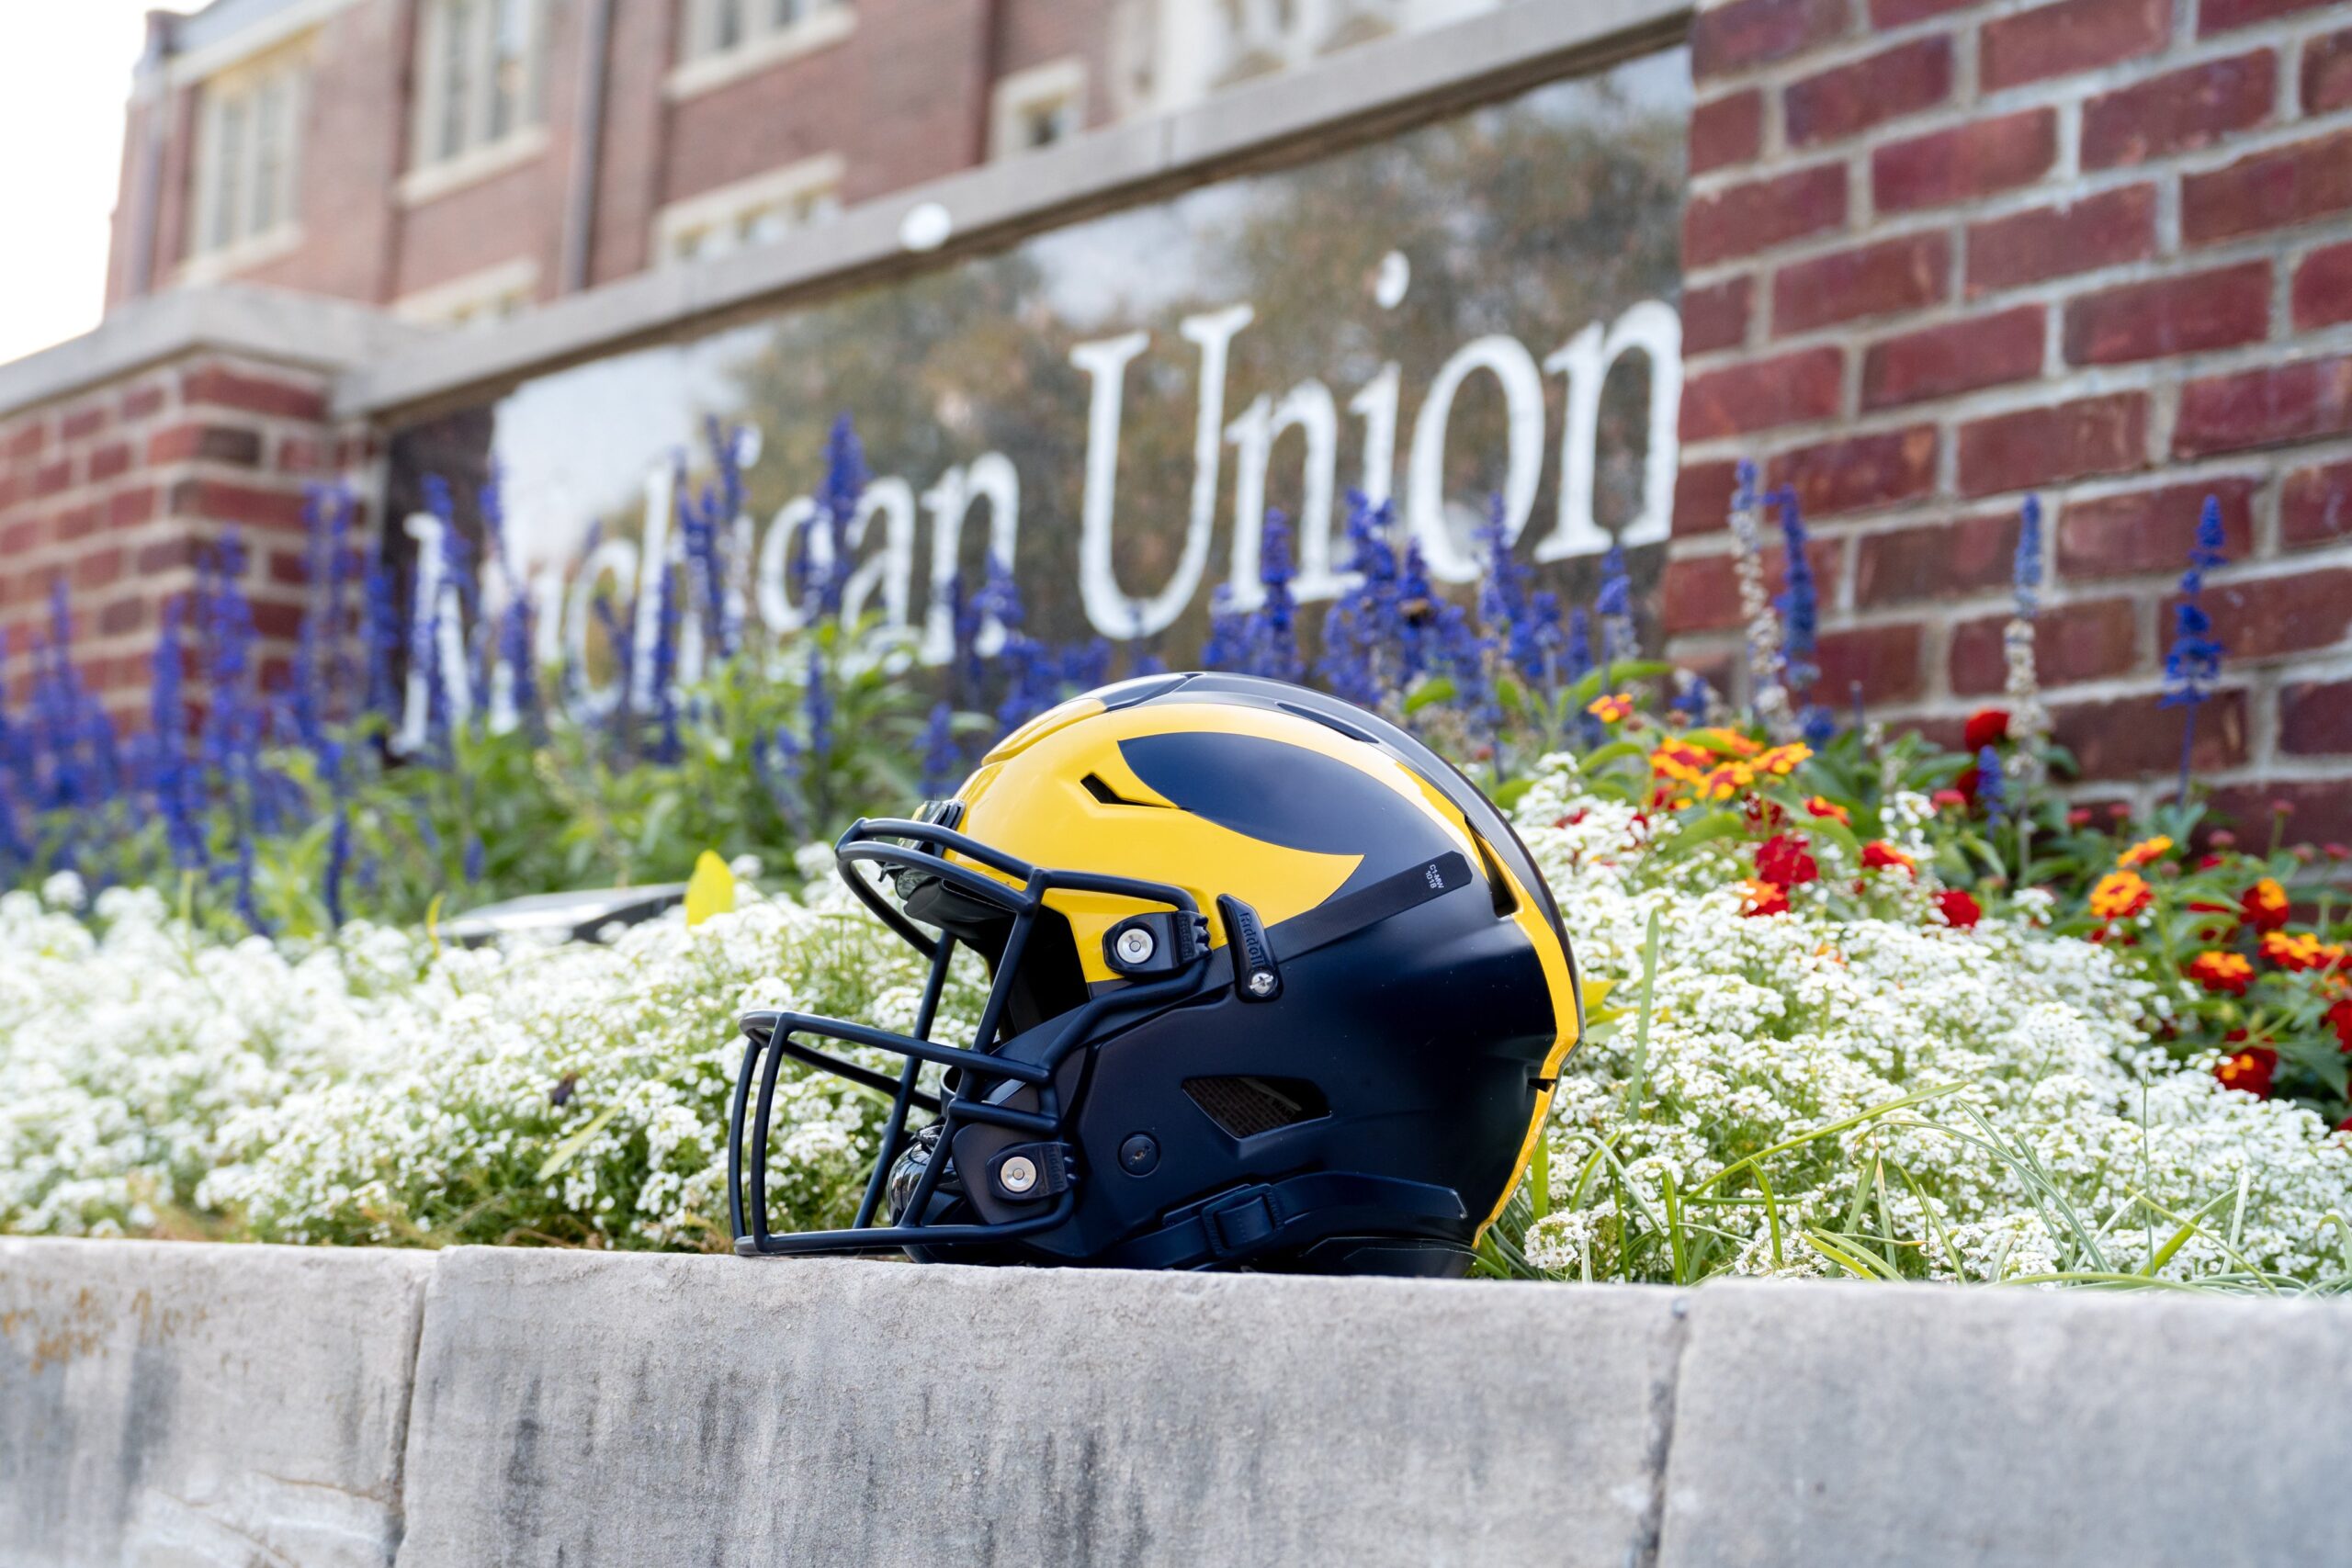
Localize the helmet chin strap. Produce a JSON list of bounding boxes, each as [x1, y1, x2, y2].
[[1104, 1171, 1469, 1270]]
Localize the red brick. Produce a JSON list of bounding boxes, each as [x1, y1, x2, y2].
[[2181, 129, 2352, 246], [147, 422, 266, 468], [108, 486, 158, 530], [2179, 568, 2352, 660], [1965, 186, 2155, 295], [1681, 277, 1753, 356], [1959, 393, 2149, 495], [2305, 28, 2352, 114], [1662, 537, 1845, 634], [1874, 109, 2058, 214], [1785, 37, 1952, 148], [2281, 459, 2352, 549], [2057, 479, 2257, 580], [1871, 0, 1973, 21], [55, 502, 101, 543], [1684, 164, 1849, 266], [166, 478, 310, 531], [2081, 51, 2275, 169], [1951, 598, 2141, 694], [2280, 678, 2352, 755], [1984, 0, 2169, 90], [2204, 780, 2352, 849], [0, 518, 45, 555], [1861, 306, 2044, 410], [2292, 241, 2352, 330], [87, 441, 133, 482], [59, 404, 109, 444], [277, 434, 334, 474], [97, 597, 149, 637], [71, 548, 125, 592], [181, 364, 329, 423], [1690, 90, 1764, 175], [4, 420, 45, 460], [2174, 354, 2352, 456], [119, 381, 167, 422], [266, 547, 311, 587], [2062, 262, 2270, 366], [1816, 622, 1924, 705], [1855, 509, 2021, 606], [32, 458, 74, 498], [2200, 0, 2335, 35], [2056, 689, 2247, 777], [1679, 346, 1845, 440], [1773, 232, 1950, 335], [136, 536, 195, 575], [248, 599, 305, 640], [1692, 0, 1851, 79], [1674, 460, 1741, 537], [1766, 426, 1940, 517]]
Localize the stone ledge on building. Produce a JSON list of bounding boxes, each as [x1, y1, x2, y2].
[[3, 1235, 2346, 1567]]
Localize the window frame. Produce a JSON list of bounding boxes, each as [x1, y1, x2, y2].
[[651, 154, 846, 267], [989, 57, 1089, 162], [186, 38, 312, 272], [408, 0, 549, 186], [667, 0, 854, 100]]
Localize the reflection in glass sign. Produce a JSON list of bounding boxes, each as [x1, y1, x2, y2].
[[384, 46, 1690, 721]]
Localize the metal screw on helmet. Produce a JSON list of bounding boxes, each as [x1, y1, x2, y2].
[[1114, 928, 1156, 965], [1118, 1133, 1159, 1175], [998, 1155, 1039, 1196], [1247, 971, 1276, 997]]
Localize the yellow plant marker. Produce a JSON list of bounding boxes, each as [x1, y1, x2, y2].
[[685, 851, 737, 928]]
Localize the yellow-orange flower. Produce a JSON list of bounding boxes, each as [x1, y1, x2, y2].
[[1738, 877, 1790, 917], [2116, 835, 2174, 869], [2089, 870, 2154, 920], [1804, 795, 1851, 826], [1587, 693, 1634, 724], [2243, 878, 2290, 932], [1649, 739, 1709, 784], [2186, 950, 2254, 995], [1693, 727, 1762, 759], [2259, 931, 2346, 972]]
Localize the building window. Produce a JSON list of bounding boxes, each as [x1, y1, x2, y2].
[[654, 156, 844, 265], [396, 257, 541, 330], [1211, 0, 1402, 87], [670, 0, 854, 97], [989, 59, 1087, 160], [189, 43, 310, 262], [413, 0, 547, 173]]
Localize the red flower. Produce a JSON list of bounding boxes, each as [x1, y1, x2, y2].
[[1931, 788, 1968, 810], [2066, 807, 2095, 829], [1935, 890, 1982, 930], [2185, 950, 2255, 996], [1755, 833, 1819, 890], [1952, 764, 1981, 805], [1739, 878, 1791, 918], [2215, 1045, 2278, 1100], [2327, 998, 2352, 1053], [2208, 829, 2237, 850], [2241, 878, 2290, 933], [1861, 840, 1916, 876], [1963, 708, 2010, 751]]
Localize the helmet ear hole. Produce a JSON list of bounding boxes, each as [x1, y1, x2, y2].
[[1182, 1075, 1329, 1140]]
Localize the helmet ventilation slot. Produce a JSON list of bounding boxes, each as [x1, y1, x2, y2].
[[1080, 773, 1169, 807], [1183, 1075, 1329, 1140]]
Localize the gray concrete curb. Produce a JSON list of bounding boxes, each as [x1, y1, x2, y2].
[[3, 1240, 2346, 1567]]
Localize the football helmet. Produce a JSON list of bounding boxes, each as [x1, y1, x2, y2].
[[727, 671, 1582, 1275]]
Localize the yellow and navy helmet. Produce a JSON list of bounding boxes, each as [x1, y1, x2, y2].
[[729, 671, 1582, 1275]]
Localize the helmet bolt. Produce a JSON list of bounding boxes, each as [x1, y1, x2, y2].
[[999, 1155, 1039, 1196], [1114, 928, 1156, 966], [1248, 971, 1276, 997], [1118, 1134, 1159, 1175]]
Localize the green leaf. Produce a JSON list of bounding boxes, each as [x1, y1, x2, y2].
[[1403, 676, 1457, 716], [537, 1103, 623, 1181]]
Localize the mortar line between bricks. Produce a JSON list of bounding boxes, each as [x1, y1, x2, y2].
[[1633, 1297, 1694, 1568]]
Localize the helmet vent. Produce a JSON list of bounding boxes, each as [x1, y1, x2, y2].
[[1080, 773, 1168, 807], [1471, 831, 1519, 919], [1182, 1076, 1329, 1141]]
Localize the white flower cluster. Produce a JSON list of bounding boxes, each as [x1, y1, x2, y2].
[[0, 760, 2344, 1280], [1513, 760, 2350, 1285]]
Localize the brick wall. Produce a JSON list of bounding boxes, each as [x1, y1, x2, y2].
[[0, 357, 360, 723], [1673, 0, 2352, 839]]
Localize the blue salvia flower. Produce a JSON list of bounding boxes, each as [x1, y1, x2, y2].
[[1668, 670, 1713, 724], [362, 558, 401, 724], [1476, 496, 1540, 677], [1317, 492, 1403, 708], [1772, 488, 1818, 694], [2014, 494, 2043, 620], [1059, 638, 1114, 691], [479, 468, 541, 733], [148, 597, 207, 873], [650, 556, 684, 764], [1200, 583, 1249, 671], [974, 554, 1058, 730], [919, 702, 960, 795], [463, 833, 486, 885], [1250, 510, 1306, 682], [803, 639, 833, 762], [2160, 495, 2229, 798], [1595, 541, 1635, 670], [1976, 743, 2007, 824], [816, 414, 867, 619], [1561, 604, 1594, 688], [322, 806, 353, 928], [1802, 705, 1837, 748], [752, 724, 808, 840]]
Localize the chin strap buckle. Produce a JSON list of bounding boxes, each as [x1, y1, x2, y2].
[[1200, 1185, 1283, 1258], [1102, 909, 1210, 977]]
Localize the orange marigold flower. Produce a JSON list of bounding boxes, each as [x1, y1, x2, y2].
[[1738, 878, 1790, 918], [2116, 835, 2174, 869], [1754, 742, 1812, 777], [1649, 740, 1709, 784], [2257, 931, 2345, 972], [2089, 870, 2154, 920], [1860, 840, 1916, 875], [2186, 950, 2255, 996], [1587, 693, 1634, 724], [1695, 727, 1762, 759], [1804, 795, 1851, 826], [2242, 878, 2290, 932], [2215, 1046, 2278, 1100]]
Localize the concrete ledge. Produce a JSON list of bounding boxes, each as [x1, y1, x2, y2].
[[0, 285, 426, 421], [5, 1241, 2348, 1567], [0, 1237, 435, 1568]]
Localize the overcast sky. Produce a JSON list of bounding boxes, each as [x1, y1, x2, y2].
[[0, 3, 191, 367]]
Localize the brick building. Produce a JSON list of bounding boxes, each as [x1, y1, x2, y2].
[[1, 0, 2348, 833]]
